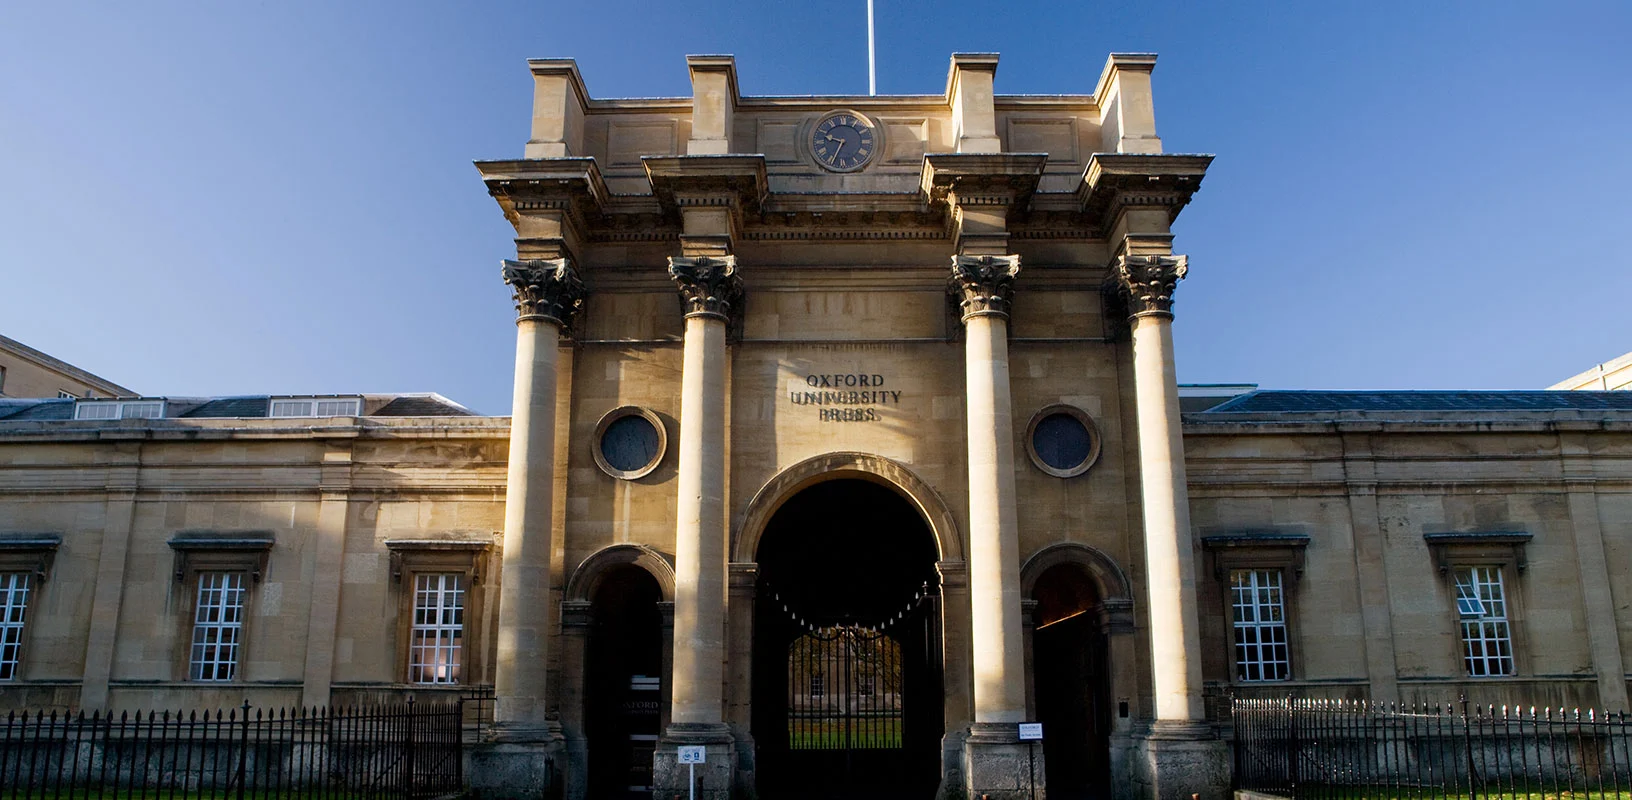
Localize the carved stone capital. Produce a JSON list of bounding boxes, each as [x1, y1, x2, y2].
[[668, 255, 744, 322], [1113, 254, 1188, 319], [501, 258, 586, 327], [949, 254, 1021, 321]]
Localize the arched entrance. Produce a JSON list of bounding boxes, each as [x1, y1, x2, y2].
[[586, 566, 665, 800], [751, 479, 944, 800], [1022, 544, 1131, 800]]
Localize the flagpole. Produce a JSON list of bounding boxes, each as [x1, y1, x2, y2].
[[867, 0, 876, 95]]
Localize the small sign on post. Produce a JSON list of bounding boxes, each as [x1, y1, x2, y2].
[[677, 745, 707, 800], [1018, 723, 1043, 800]]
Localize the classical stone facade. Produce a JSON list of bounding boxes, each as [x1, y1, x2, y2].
[[3, 51, 1632, 800]]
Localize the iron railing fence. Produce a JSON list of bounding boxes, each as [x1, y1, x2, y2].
[[1233, 697, 1632, 799], [0, 699, 463, 800]]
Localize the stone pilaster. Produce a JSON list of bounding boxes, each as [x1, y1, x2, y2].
[[470, 256, 584, 800], [300, 442, 352, 708], [654, 254, 742, 800], [1112, 252, 1229, 800]]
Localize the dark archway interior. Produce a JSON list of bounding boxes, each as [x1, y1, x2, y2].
[[587, 566, 663, 800], [1033, 563, 1112, 800], [753, 478, 943, 800]]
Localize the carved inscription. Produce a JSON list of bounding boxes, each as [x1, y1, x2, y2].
[[787, 373, 900, 422]]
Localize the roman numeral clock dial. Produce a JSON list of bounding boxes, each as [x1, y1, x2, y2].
[[811, 111, 876, 172]]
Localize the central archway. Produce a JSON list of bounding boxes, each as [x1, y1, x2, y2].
[[750, 478, 945, 800]]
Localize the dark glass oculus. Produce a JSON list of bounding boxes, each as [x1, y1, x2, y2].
[[1031, 413, 1093, 472], [811, 112, 876, 172], [600, 414, 662, 474]]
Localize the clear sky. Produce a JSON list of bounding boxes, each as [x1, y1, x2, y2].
[[3, 1, 1629, 414]]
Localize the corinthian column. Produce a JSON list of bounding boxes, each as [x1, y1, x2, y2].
[[950, 255, 1027, 726], [494, 257, 584, 737], [1114, 253, 1206, 727], [659, 254, 741, 799]]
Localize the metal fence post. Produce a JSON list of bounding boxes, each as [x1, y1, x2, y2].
[[236, 700, 251, 800], [404, 696, 416, 800]]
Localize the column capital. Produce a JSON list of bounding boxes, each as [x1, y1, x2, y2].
[[669, 255, 744, 322], [1113, 254, 1188, 320], [502, 257, 586, 327], [949, 254, 1021, 322]]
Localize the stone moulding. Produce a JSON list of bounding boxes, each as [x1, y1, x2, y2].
[[1200, 531, 1312, 581], [0, 533, 62, 581], [1423, 531, 1533, 574], [167, 532, 275, 582]]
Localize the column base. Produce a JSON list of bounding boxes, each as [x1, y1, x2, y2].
[[468, 721, 566, 800], [653, 723, 736, 800], [1133, 721, 1230, 800], [963, 722, 1047, 800]]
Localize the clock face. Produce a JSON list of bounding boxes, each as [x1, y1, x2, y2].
[[811, 112, 876, 172]]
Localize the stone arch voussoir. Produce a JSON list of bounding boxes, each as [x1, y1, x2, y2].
[[733, 452, 964, 564], [564, 542, 677, 603]]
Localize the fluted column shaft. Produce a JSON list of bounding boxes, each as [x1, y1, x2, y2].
[[951, 255, 1027, 725], [1118, 254, 1205, 724], [667, 256, 742, 729], [495, 258, 583, 731]]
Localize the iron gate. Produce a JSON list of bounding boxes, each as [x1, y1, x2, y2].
[[787, 624, 904, 751]]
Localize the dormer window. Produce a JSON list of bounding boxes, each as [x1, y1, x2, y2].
[[268, 396, 362, 418], [74, 399, 164, 419]]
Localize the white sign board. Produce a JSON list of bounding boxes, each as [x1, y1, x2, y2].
[[677, 745, 707, 764], [1018, 722, 1044, 741]]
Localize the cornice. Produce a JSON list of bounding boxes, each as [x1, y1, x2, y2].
[[920, 153, 1048, 211], [474, 157, 610, 233], [1077, 153, 1212, 229], [642, 154, 769, 219]]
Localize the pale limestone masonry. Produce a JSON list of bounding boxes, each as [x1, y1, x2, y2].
[[4, 50, 1632, 800], [0, 334, 133, 399]]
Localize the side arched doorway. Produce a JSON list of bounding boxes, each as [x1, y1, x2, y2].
[[751, 479, 944, 800], [586, 566, 665, 800], [562, 544, 676, 800], [1022, 544, 1133, 800]]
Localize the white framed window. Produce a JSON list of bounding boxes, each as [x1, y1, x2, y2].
[[268, 397, 362, 418], [1454, 566, 1514, 677], [189, 571, 246, 681], [0, 572, 30, 681], [409, 573, 464, 684], [809, 673, 825, 697], [1230, 569, 1290, 682], [74, 399, 164, 420]]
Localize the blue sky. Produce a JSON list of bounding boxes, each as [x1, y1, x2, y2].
[[2, 1, 1628, 414]]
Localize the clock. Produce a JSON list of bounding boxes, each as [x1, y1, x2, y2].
[[810, 111, 877, 172]]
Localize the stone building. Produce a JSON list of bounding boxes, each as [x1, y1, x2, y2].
[[3, 51, 1632, 800], [0, 334, 133, 399]]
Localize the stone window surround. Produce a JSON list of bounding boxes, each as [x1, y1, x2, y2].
[[592, 405, 668, 481], [1423, 531, 1532, 679], [0, 534, 61, 681], [1201, 531, 1309, 685], [385, 538, 494, 686], [1023, 403, 1103, 479], [167, 532, 274, 683]]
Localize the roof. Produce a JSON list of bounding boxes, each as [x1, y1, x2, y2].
[[1202, 390, 1632, 414], [0, 393, 477, 421]]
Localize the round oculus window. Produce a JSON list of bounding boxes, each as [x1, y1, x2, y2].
[[1025, 405, 1101, 478], [593, 407, 666, 480]]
